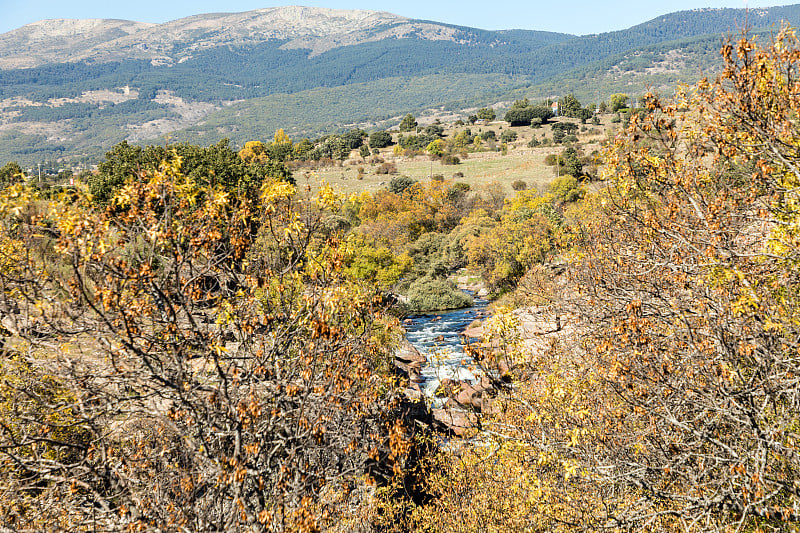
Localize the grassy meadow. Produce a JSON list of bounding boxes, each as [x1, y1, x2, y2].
[[296, 115, 617, 196]]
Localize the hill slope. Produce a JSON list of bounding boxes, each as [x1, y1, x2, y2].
[[1, 5, 800, 166]]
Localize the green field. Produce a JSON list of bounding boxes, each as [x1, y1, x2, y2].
[[303, 117, 615, 196]]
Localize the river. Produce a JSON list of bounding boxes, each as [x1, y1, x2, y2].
[[403, 294, 490, 406]]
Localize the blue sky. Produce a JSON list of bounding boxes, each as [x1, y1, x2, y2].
[[0, 0, 784, 36]]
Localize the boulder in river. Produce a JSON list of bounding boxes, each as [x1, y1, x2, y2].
[[396, 338, 427, 364], [455, 382, 489, 412], [431, 408, 478, 437]]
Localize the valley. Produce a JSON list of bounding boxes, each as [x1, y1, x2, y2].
[[2, 4, 800, 166]]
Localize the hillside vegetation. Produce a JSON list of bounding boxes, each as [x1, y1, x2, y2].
[[2, 27, 800, 531], [3, 5, 800, 165]]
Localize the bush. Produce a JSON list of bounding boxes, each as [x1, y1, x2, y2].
[[368, 130, 393, 149], [500, 130, 518, 143], [504, 107, 534, 127], [511, 180, 527, 191], [480, 130, 496, 141], [527, 138, 540, 147], [387, 175, 417, 194], [549, 175, 584, 203], [441, 155, 460, 165], [404, 277, 473, 313], [376, 162, 398, 175]]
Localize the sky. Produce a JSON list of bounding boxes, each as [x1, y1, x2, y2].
[[0, 0, 787, 36]]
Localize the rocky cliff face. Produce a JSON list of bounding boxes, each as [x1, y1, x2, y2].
[[0, 6, 473, 68], [0, 18, 154, 68]]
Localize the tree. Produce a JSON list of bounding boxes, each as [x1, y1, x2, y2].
[[399, 113, 418, 132], [0, 158, 409, 531], [551, 122, 578, 144], [341, 128, 366, 150], [342, 234, 412, 289], [504, 107, 534, 127], [558, 94, 582, 118], [426, 138, 446, 156], [530, 104, 554, 124], [549, 175, 583, 202], [463, 190, 558, 290], [266, 128, 294, 161], [609, 92, 629, 112], [476, 107, 496, 124], [293, 138, 314, 159], [238, 140, 268, 163], [88, 140, 157, 204], [500, 130, 517, 143], [0, 162, 23, 188], [450, 130, 472, 152], [560, 146, 583, 177], [561, 28, 800, 529], [387, 175, 417, 195], [369, 130, 393, 149], [89, 140, 291, 205], [317, 134, 350, 160]]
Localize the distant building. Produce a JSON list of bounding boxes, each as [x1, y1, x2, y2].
[[551, 101, 559, 116]]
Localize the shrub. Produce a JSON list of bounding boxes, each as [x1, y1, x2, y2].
[[511, 180, 527, 191], [376, 162, 398, 175], [387, 175, 416, 194], [441, 155, 460, 165], [504, 107, 534, 127], [549, 175, 584, 203], [500, 130, 518, 143], [368, 130, 393, 149], [404, 277, 473, 313]]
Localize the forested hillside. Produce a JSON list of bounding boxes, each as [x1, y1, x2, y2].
[[3, 5, 800, 166]]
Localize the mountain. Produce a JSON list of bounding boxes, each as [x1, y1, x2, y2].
[[1, 5, 799, 166], [0, 7, 571, 70]]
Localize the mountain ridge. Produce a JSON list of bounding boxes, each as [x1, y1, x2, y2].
[[2, 4, 800, 166], [0, 7, 544, 69]]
